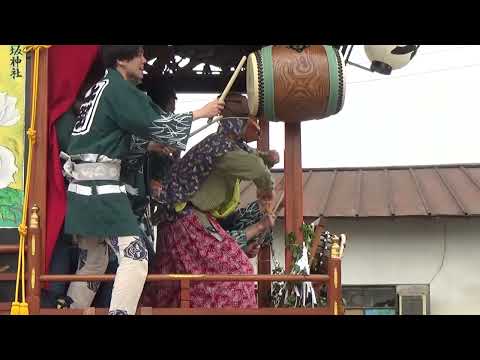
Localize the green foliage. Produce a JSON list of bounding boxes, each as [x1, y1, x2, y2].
[[302, 223, 314, 249], [272, 223, 327, 308], [0, 188, 23, 227], [286, 231, 303, 265]]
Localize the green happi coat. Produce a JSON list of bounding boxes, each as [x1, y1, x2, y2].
[[64, 68, 193, 237]]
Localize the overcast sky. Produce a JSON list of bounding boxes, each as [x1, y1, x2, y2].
[[176, 45, 480, 169]]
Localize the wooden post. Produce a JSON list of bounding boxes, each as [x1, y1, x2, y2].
[[327, 237, 342, 315], [140, 307, 153, 315], [25, 47, 48, 314], [284, 122, 304, 272], [83, 307, 96, 315], [26, 205, 41, 314], [180, 280, 190, 308], [257, 117, 271, 307]]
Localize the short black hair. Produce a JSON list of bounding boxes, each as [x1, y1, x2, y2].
[[150, 153, 175, 182], [79, 53, 105, 97], [149, 85, 177, 110], [74, 50, 106, 115], [101, 45, 144, 69], [141, 77, 177, 110]]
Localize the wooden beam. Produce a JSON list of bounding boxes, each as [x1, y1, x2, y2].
[[180, 280, 190, 308], [327, 257, 343, 315], [25, 47, 49, 314], [150, 307, 331, 315], [0, 273, 17, 281], [257, 117, 271, 307], [284, 122, 303, 272], [40, 273, 329, 283], [0, 244, 23, 254], [38, 307, 332, 316]]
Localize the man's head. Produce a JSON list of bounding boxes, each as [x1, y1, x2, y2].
[[101, 45, 146, 83]]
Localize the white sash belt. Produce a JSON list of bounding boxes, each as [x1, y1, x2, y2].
[[68, 183, 127, 196]]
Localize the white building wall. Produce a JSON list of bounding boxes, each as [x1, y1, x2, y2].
[[267, 217, 480, 315]]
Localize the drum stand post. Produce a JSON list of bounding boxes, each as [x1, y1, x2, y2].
[[283, 122, 304, 272]]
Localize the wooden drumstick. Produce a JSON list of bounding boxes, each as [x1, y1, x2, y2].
[[189, 119, 222, 137], [190, 56, 248, 137], [221, 55, 247, 102], [273, 191, 285, 214], [208, 55, 247, 124], [248, 117, 261, 131]]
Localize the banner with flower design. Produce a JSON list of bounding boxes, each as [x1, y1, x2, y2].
[[0, 45, 26, 227]]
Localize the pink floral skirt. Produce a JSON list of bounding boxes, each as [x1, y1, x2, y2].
[[141, 212, 257, 308]]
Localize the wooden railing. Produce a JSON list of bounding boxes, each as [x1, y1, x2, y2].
[[1, 251, 343, 315], [1, 201, 343, 315], [0, 245, 21, 254]]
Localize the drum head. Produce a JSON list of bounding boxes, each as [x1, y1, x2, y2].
[[323, 45, 346, 117], [246, 52, 259, 117]]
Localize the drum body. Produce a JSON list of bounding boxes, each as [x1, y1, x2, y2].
[[246, 45, 346, 123]]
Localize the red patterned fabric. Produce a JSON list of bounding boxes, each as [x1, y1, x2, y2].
[[142, 212, 257, 308]]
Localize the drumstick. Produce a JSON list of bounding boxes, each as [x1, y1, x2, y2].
[[221, 56, 247, 102], [262, 178, 284, 215], [207, 56, 247, 124], [273, 191, 285, 214], [189, 118, 222, 137], [248, 117, 260, 131], [190, 60, 249, 138]]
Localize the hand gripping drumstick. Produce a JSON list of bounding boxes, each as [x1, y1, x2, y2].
[[262, 179, 284, 216], [190, 56, 247, 137]]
